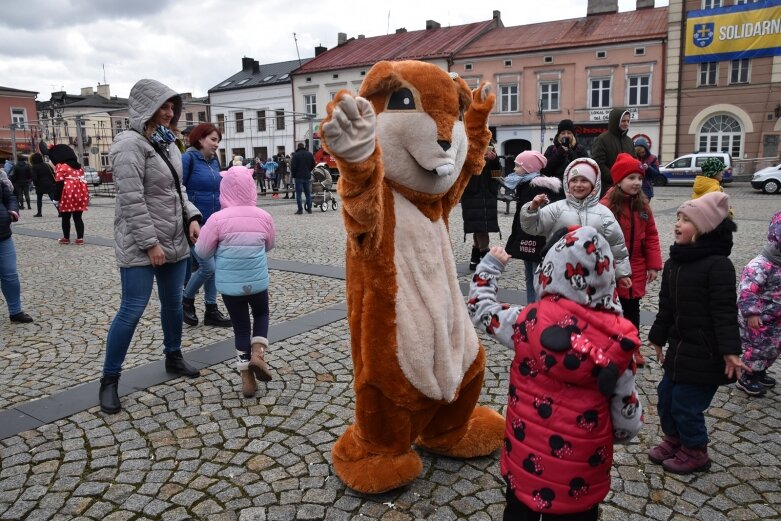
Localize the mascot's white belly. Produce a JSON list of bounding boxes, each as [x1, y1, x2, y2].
[[392, 190, 480, 402]]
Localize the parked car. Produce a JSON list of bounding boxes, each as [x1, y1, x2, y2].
[[83, 166, 101, 186], [750, 163, 781, 194], [655, 152, 733, 186], [99, 167, 113, 183]]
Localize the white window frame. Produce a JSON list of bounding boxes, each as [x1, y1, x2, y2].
[[699, 62, 718, 86], [729, 58, 750, 84], [234, 111, 244, 133], [698, 114, 743, 158], [540, 81, 560, 111], [304, 94, 317, 116], [589, 77, 611, 108], [627, 74, 651, 106], [10, 108, 26, 125], [498, 84, 519, 113], [702, 0, 722, 7]]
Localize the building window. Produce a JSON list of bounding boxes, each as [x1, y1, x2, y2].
[[698, 114, 742, 157], [543, 56, 553, 64], [114, 119, 123, 136], [185, 112, 193, 125], [699, 62, 717, 86], [11, 108, 26, 125], [634, 47, 646, 56], [256, 110, 266, 132], [730, 58, 750, 84], [504, 60, 512, 68], [596, 50, 607, 59], [100, 152, 110, 168], [498, 84, 519, 112], [304, 94, 317, 116], [464, 63, 473, 71], [702, 0, 722, 7], [275, 110, 285, 130], [627, 75, 650, 106], [540, 82, 559, 111], [235, 112, 244, 133], [735, 0, 757, 4], [216, 114, 225, 133], [231, 148, 246, 161], [589, 78, 611, 108], [198, 111, 206, 122]]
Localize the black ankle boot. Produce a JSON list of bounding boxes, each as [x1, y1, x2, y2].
[[204, 303, 232, 327], [99, 376, 121, 414], [468, 246, 481, 271], [165, 350, 200, 377], [182, 297, 198, 326]]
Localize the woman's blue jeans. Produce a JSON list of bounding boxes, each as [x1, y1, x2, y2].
[[183, 248, 217, 304], [103, 259, 187, 377], [0, 237, 22, 315]]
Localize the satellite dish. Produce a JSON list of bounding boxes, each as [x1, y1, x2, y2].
[[38, 141, 49, 156]]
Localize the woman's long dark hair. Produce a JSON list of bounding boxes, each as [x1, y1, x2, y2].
[[605, 185, 651, 220]]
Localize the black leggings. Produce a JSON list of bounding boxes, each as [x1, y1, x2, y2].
[[222, 290, 270, 354], [619, 297, 641, 331], [61, 212, 84, 240], [36, 191, 54, 214]]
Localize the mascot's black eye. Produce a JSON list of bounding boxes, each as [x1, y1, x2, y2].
[[387, 88, 416, 110]]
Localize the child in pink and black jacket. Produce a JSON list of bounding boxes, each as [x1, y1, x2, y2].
[[468, 225, 643, 520]]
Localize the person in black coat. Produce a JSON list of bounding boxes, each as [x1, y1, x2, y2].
[[541, 119, 588, 191], [9, 156, 32, 210], [290, 143, 315, 214], [0, 180, 33, 323], [648, 192, 748, 475], [29, 153, 57, 217], [461, 144, 502, 270]]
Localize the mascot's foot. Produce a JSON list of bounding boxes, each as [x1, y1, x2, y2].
[[416, 405, 504, 458], [332, 425, 422, 494]]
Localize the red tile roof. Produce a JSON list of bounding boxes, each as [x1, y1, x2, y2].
[[294, 18, 499, 74], [457, 7, 668, 59]]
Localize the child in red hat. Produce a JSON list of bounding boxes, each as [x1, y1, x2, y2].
[[601, 153, 663, 366]]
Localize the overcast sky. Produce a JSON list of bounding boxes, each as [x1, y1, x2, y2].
[[1, 0, 669, 101]]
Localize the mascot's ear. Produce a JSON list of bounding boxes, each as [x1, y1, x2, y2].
[[359, 61, 403, 111], [451, 73, 472, 115]]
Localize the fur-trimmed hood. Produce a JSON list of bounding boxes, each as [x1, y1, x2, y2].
[[530, 175, 562, 192]]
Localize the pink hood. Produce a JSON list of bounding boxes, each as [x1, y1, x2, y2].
[[219, 166, 257, 208]]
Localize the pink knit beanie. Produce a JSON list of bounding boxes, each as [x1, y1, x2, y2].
[[564, 157, 599, 186], [514, 150, 547, 174], [677, 192, 730, 234]]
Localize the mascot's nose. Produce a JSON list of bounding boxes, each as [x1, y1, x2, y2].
[[437, 140, 451, 152]]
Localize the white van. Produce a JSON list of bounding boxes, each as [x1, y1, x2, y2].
[[655, 152, 733, 186]]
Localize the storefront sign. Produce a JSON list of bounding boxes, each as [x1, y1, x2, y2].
[[685, 1, 781, 63], [588, 108, 638, 122]]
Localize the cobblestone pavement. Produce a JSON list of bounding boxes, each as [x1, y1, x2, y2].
[[0, 184, 779, 520]]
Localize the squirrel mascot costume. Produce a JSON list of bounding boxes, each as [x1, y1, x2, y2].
[[321, 60, 505, 493]]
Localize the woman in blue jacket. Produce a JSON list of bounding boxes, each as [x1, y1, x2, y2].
[[181, 123, 231, 327]]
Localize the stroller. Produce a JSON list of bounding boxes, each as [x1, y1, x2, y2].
[[311, 163, 338, 212]]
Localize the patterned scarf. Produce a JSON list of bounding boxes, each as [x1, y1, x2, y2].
[[149, 125, 176, 150]]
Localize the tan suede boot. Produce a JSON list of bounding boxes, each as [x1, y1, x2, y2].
[[236, 352, 256, 397], [250, 336, 273, 382], [240, 370, 257, 398]]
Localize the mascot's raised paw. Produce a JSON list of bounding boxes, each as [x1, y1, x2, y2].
[[322, 92, 376, 164]]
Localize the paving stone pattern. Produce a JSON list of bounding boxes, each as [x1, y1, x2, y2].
[[0, 185, 779, 520]]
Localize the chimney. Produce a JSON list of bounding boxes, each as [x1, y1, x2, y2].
[[396, 27, 407, 34], [636, 0, 654, 8], [357, 34, 365, 39], [80, 87, 94, 96], [493, 10, 501, 22], [241, 57, 254, 71], [315, 45, 327, 56], [587, 0, 619, 15], [338, 32, 347, 45], [426, 20, 441, 30], [96, 84, 110, 99], [252, 59, 260, 74]]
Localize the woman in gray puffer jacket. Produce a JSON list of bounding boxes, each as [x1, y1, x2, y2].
[[99, 79, 203, 415]]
